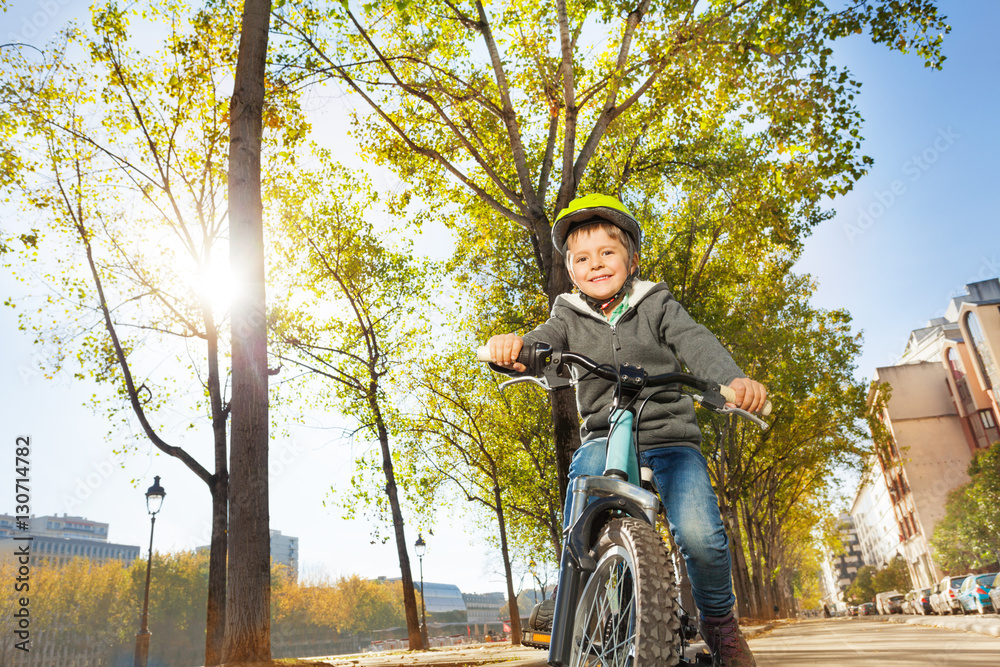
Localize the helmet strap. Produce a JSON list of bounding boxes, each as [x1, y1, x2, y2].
[[581, 266, 638, 314]]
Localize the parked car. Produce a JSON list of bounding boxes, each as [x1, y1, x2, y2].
[[914, 587, 933, 615], [875, 590, 905, 614], [933, 575, 968, 614], [957, 572, 998, 614], [928, 581, 945, 615], [860, 602, 877, 616], [988, 573, 1000, 613], [903, 589, 930, 615]]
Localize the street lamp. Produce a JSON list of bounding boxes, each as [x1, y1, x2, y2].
[[414, 533, 428, 649], [134, 476, 166, 667]]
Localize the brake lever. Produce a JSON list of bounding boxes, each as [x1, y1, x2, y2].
[[499, 376, 556, 391], [692, 389, 769, 431], [498, 370, 573, 392], [716, 405, 769, 430]]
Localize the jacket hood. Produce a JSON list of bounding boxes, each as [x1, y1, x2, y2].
[[555, 280, 666, 322]]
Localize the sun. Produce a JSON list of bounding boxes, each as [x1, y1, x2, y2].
[[197, 256, 237, 316]]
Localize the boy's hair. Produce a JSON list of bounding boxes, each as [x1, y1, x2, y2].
[[563, 220, 639, 271]]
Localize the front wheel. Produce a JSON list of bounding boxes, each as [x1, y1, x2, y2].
[[568, 517, 681, 667]]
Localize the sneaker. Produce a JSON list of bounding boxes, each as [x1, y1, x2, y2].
[[700, 612, 756, 666]]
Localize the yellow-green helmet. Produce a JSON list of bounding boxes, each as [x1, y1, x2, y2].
[[551, 193, 642, 256]]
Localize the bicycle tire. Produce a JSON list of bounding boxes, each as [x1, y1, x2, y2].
[[568, 517, 681, 666]]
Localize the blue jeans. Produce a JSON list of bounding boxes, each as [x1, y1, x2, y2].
[[563, 440, 735, 618]]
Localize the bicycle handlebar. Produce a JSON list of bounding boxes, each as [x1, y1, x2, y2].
[[476, 343, 772, 417]]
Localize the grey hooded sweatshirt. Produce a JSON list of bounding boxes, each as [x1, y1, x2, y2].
[[522, 280, 744, 451]]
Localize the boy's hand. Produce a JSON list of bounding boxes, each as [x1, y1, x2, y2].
[[727, 378, 768, 413], [487, 333, 526, 372]]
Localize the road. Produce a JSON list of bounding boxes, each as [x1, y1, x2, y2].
[[751, 618, 1000, 666]]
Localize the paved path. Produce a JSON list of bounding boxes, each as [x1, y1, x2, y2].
[[294, 615, 1000, 666], [302, 622, 774, 666], [750, 617, 1000, 666]]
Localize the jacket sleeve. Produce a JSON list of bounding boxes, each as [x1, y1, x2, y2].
[[658, 292, 744, 385], [522, 310, 570, 350]]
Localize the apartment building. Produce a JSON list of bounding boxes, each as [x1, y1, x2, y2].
[[0, 513, 138, 566], [0, 513, 110, 541], [270, 529, 299, 581], [820, 513, 864, 612], [850, 461, 900, 568], [862, 279, 1000, 589]]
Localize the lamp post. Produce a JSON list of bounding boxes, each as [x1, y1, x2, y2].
[[414, 533, 428, 649], [134, 476, 166, 667]]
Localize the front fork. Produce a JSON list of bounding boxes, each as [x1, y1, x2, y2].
[[548, 471, 660, 666]]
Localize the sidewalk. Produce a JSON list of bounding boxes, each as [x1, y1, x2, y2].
[[295, 621, 780, 666], [296, 642, 550, 666]]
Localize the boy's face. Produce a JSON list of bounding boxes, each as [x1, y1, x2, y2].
[[566, 226, 637, 303]]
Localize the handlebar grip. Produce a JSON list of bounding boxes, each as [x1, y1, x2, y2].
[[475, 344, 535, 367], [719, 385, 772, 417]]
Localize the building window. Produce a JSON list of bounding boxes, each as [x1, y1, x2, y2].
[[965, 311, 1000, 389], [980, 409, 1000, 447]]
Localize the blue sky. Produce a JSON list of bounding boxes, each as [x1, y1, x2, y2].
[[794, 1, 1000, 376], [2, 1, 998, 597]]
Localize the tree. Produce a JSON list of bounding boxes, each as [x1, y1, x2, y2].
[[931, 442, 1000, 573], [226, 0, 275, 660], [272, 0, 949, 503], [268, 160, 430, 649], [846, 565, 876, 605], [0, 2, 304, 662], [871, 555, 911, 594], [404, 348, 565, 644], [273, 572, 409, 637], [700, 273, 869, 619]]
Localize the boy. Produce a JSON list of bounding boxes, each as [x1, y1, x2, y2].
[[487, 194, 766, 667]]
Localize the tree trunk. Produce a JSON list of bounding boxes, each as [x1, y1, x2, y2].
[[372, 395, 424, 650], [550, 389, 580, 506], [225, 0, 272, 661], [739, 503, 763, 619], [725, 508, 752, 620], [205, 474, 228, 665], [543, 258, 580, 506], [203, 272, 229, 666], [493, 484, 522, 645]]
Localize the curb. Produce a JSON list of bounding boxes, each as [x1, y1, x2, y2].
[[875, 613, 1000, 638], [743, 622, 776, 639]]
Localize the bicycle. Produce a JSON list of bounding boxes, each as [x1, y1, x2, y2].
[[476, 341, 770, 666]]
